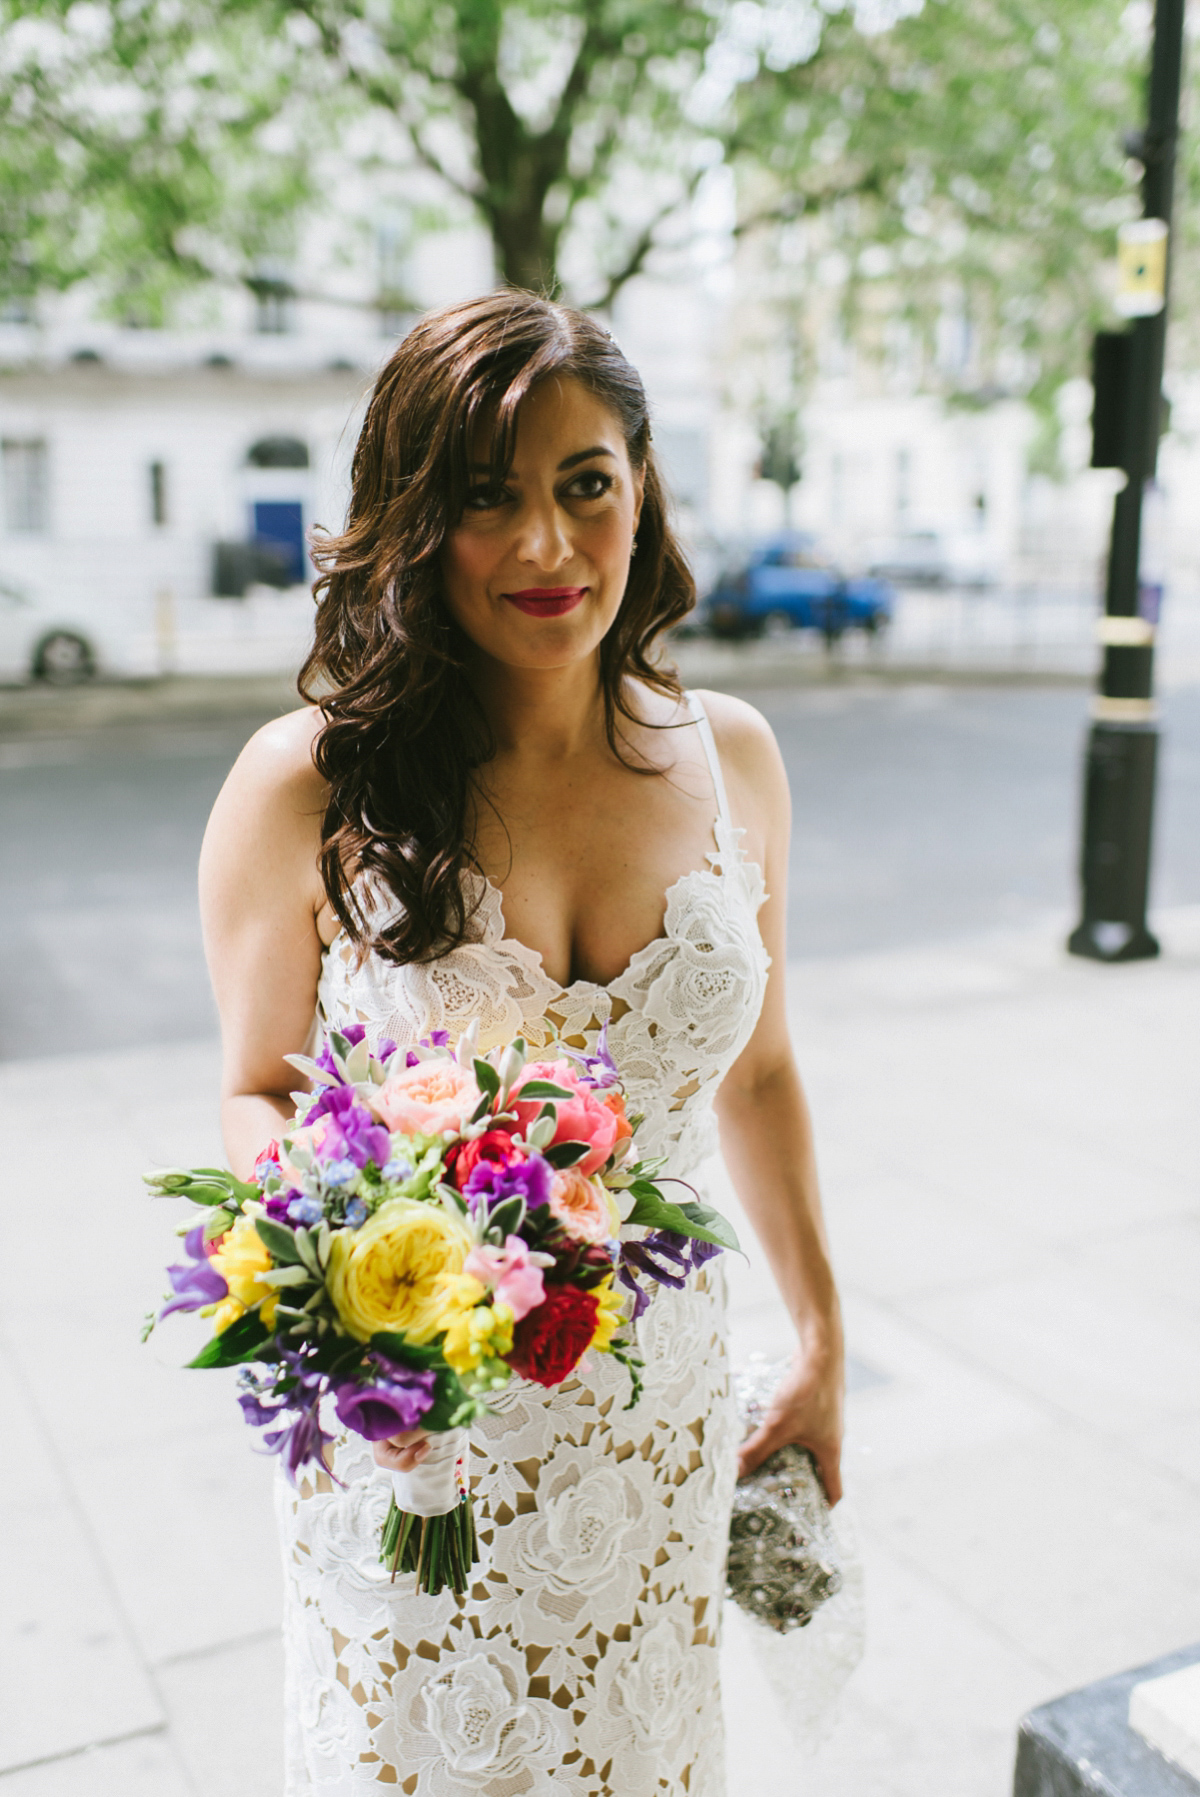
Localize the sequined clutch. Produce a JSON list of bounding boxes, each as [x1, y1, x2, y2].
[[727, 1358, 844, 1634]]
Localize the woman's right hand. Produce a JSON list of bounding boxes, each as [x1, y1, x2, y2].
[[372, 1428, 432, 1473]]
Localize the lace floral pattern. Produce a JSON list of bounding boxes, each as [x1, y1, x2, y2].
[[282, 750, 770, 1794]]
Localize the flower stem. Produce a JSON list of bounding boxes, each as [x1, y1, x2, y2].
[[379, 1495, 478, 1595]]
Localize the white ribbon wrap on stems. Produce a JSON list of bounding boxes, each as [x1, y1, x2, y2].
[[390, 1428, 467, 1519]]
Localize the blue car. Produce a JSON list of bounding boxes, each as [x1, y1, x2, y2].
[[702, 533, 894, 641]]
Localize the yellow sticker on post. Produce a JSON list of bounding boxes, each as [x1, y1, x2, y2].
[[1116, 217, 1168, 316]]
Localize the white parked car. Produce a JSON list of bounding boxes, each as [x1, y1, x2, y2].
[[868, 529, 998, 589], [0, 579, 119, 683]]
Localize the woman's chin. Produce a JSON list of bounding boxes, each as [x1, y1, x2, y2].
[[467, 618, 614, 674]]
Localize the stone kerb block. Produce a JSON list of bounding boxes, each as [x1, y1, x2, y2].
[[1015, 1645, 1200, 1797]]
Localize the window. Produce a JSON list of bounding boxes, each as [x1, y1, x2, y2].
[[246, 436, 309, 469], [250, 267, 296, 335], [150, 460, 168, 527], [895, 447, 912, 521], [2, 439, 49, 532]]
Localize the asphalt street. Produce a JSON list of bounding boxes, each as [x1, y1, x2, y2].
[[2, 679, 1198, 1061]]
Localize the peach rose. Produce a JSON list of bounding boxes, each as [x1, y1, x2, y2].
[[370, 1059, 480, 1137], [512, 1060, 619, 1177], [548, 1168, 615, 1244]]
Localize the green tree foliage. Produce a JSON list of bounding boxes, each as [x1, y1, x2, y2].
[[0, 0, 1189, 437], [729, 0, 1160, 437]]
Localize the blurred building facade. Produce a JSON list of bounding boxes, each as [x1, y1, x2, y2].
[[2, 179, 1198, 682]]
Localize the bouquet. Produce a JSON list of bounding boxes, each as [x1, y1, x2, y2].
[[144, 1022, 738, 1594]]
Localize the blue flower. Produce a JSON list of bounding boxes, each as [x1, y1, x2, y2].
[[287, 1194, 324, 1226], [344, 1196, 369, 1228]]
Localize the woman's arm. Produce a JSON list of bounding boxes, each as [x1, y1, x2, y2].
[[704, 692, 845, 1502], [198, 707, 332, 1180]]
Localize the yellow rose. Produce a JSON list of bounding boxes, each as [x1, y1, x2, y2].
[[587, 1275, 625, 1353], [326, 1199, 472, 1343], [210, 1215, 279, 1334]]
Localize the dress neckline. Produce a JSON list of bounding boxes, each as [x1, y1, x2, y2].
[[324, 692, 765, 995], [478, 825, 744, 998]]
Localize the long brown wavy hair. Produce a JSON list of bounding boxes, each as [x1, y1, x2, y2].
[[299, 289, 696, 966]]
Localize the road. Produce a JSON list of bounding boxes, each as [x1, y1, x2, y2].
[[1, 679, 1198, 1061]]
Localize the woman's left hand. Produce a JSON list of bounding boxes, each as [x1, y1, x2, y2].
[[736, 1341, 844, 1504]]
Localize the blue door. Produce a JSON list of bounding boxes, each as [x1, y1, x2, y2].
[[253, 501, 305, 585]]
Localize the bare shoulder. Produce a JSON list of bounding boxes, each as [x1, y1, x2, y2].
[[202, 705, 328, 891], [221, 704, 328, 824], [693, 690, 786, 796]]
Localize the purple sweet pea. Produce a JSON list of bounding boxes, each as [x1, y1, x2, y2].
[[377, 1037, 398, 1062], [464, 1150, 552, 1213], [306, 1084, 391, 1171], [159, 1222, 228, 1320], [333, 1365, 436, 1440]]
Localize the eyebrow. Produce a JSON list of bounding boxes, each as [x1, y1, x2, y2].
[[467, 445, 616, 476]]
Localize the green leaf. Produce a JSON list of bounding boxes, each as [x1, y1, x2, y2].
[[202, 1206, 235, 1243], [625, 1188, 741, 1252], [187, 1312, 270, 1369], [422, 1366, 472, 1433], [485, 1195, 525, 1240], [472, 1057, 500, 1098], [254, 1216, 303, 1264], [515, 1080, 575, 1100], [544, 1140, 589, 1169], [369, 1332, 444, 1371]]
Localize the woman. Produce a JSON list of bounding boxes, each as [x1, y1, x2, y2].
[[200, 290, 843, 1795]]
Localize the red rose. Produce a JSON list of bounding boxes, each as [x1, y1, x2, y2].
[[444, 1126, 519, 1190], [507, 1285, 600, 1387]]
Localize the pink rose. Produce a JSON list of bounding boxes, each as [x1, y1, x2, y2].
[[512, 1060, 619, 1177], [463, 1236, 546, 1321], [548, 1169, 615, 1245], [370, 1059, 480, 1137]]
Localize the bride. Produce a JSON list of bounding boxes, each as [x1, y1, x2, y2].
[[199, 290, 843, 1795]]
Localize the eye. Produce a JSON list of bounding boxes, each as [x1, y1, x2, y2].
[[564, 469, 614, 500], [464, 484, 510, 512]]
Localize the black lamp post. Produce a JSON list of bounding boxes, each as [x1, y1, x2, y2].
[[1067, 0, 1186, 962]]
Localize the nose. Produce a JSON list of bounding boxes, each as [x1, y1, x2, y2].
[[515, 498, 573, 572]]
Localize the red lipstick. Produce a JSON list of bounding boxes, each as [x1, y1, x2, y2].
[[504, 586, 587, 617]]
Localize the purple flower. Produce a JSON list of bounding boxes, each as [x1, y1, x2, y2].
[[377, 1037, 398, 1062], [159, 1223, 228, 1320], [333, 1365, 436, 1440], [307, 1084, 391, 1171], [264, 1405, 333, 1481], [618, 1229, 713, 1320], [560, 1020, 621, 1089], [465, 1150, 552, 1213], [265, 1186, 302, 1221], [237, 1352, 336, 1483]]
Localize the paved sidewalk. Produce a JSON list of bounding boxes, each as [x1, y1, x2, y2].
[[1, 912, 1198, 1794]]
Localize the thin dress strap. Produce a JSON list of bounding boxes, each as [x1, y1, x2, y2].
[[685, 690, 731, 828]]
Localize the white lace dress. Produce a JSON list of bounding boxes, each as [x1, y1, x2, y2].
[[277, 694, 771, 1796]]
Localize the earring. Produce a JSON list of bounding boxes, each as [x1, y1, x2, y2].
[[631, 535, 639, 556]]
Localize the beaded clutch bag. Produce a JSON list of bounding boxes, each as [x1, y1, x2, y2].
[[726, 1358, 844, 1633]]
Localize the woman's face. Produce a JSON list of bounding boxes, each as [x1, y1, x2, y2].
[[440, 376, 644, 673]]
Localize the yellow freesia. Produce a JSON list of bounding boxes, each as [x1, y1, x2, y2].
[[435, 1276, 515, 1377], [210, 1215, 279, 1334], [326, 1199, 472, 1343], [587, 1275, 625, 1353]]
